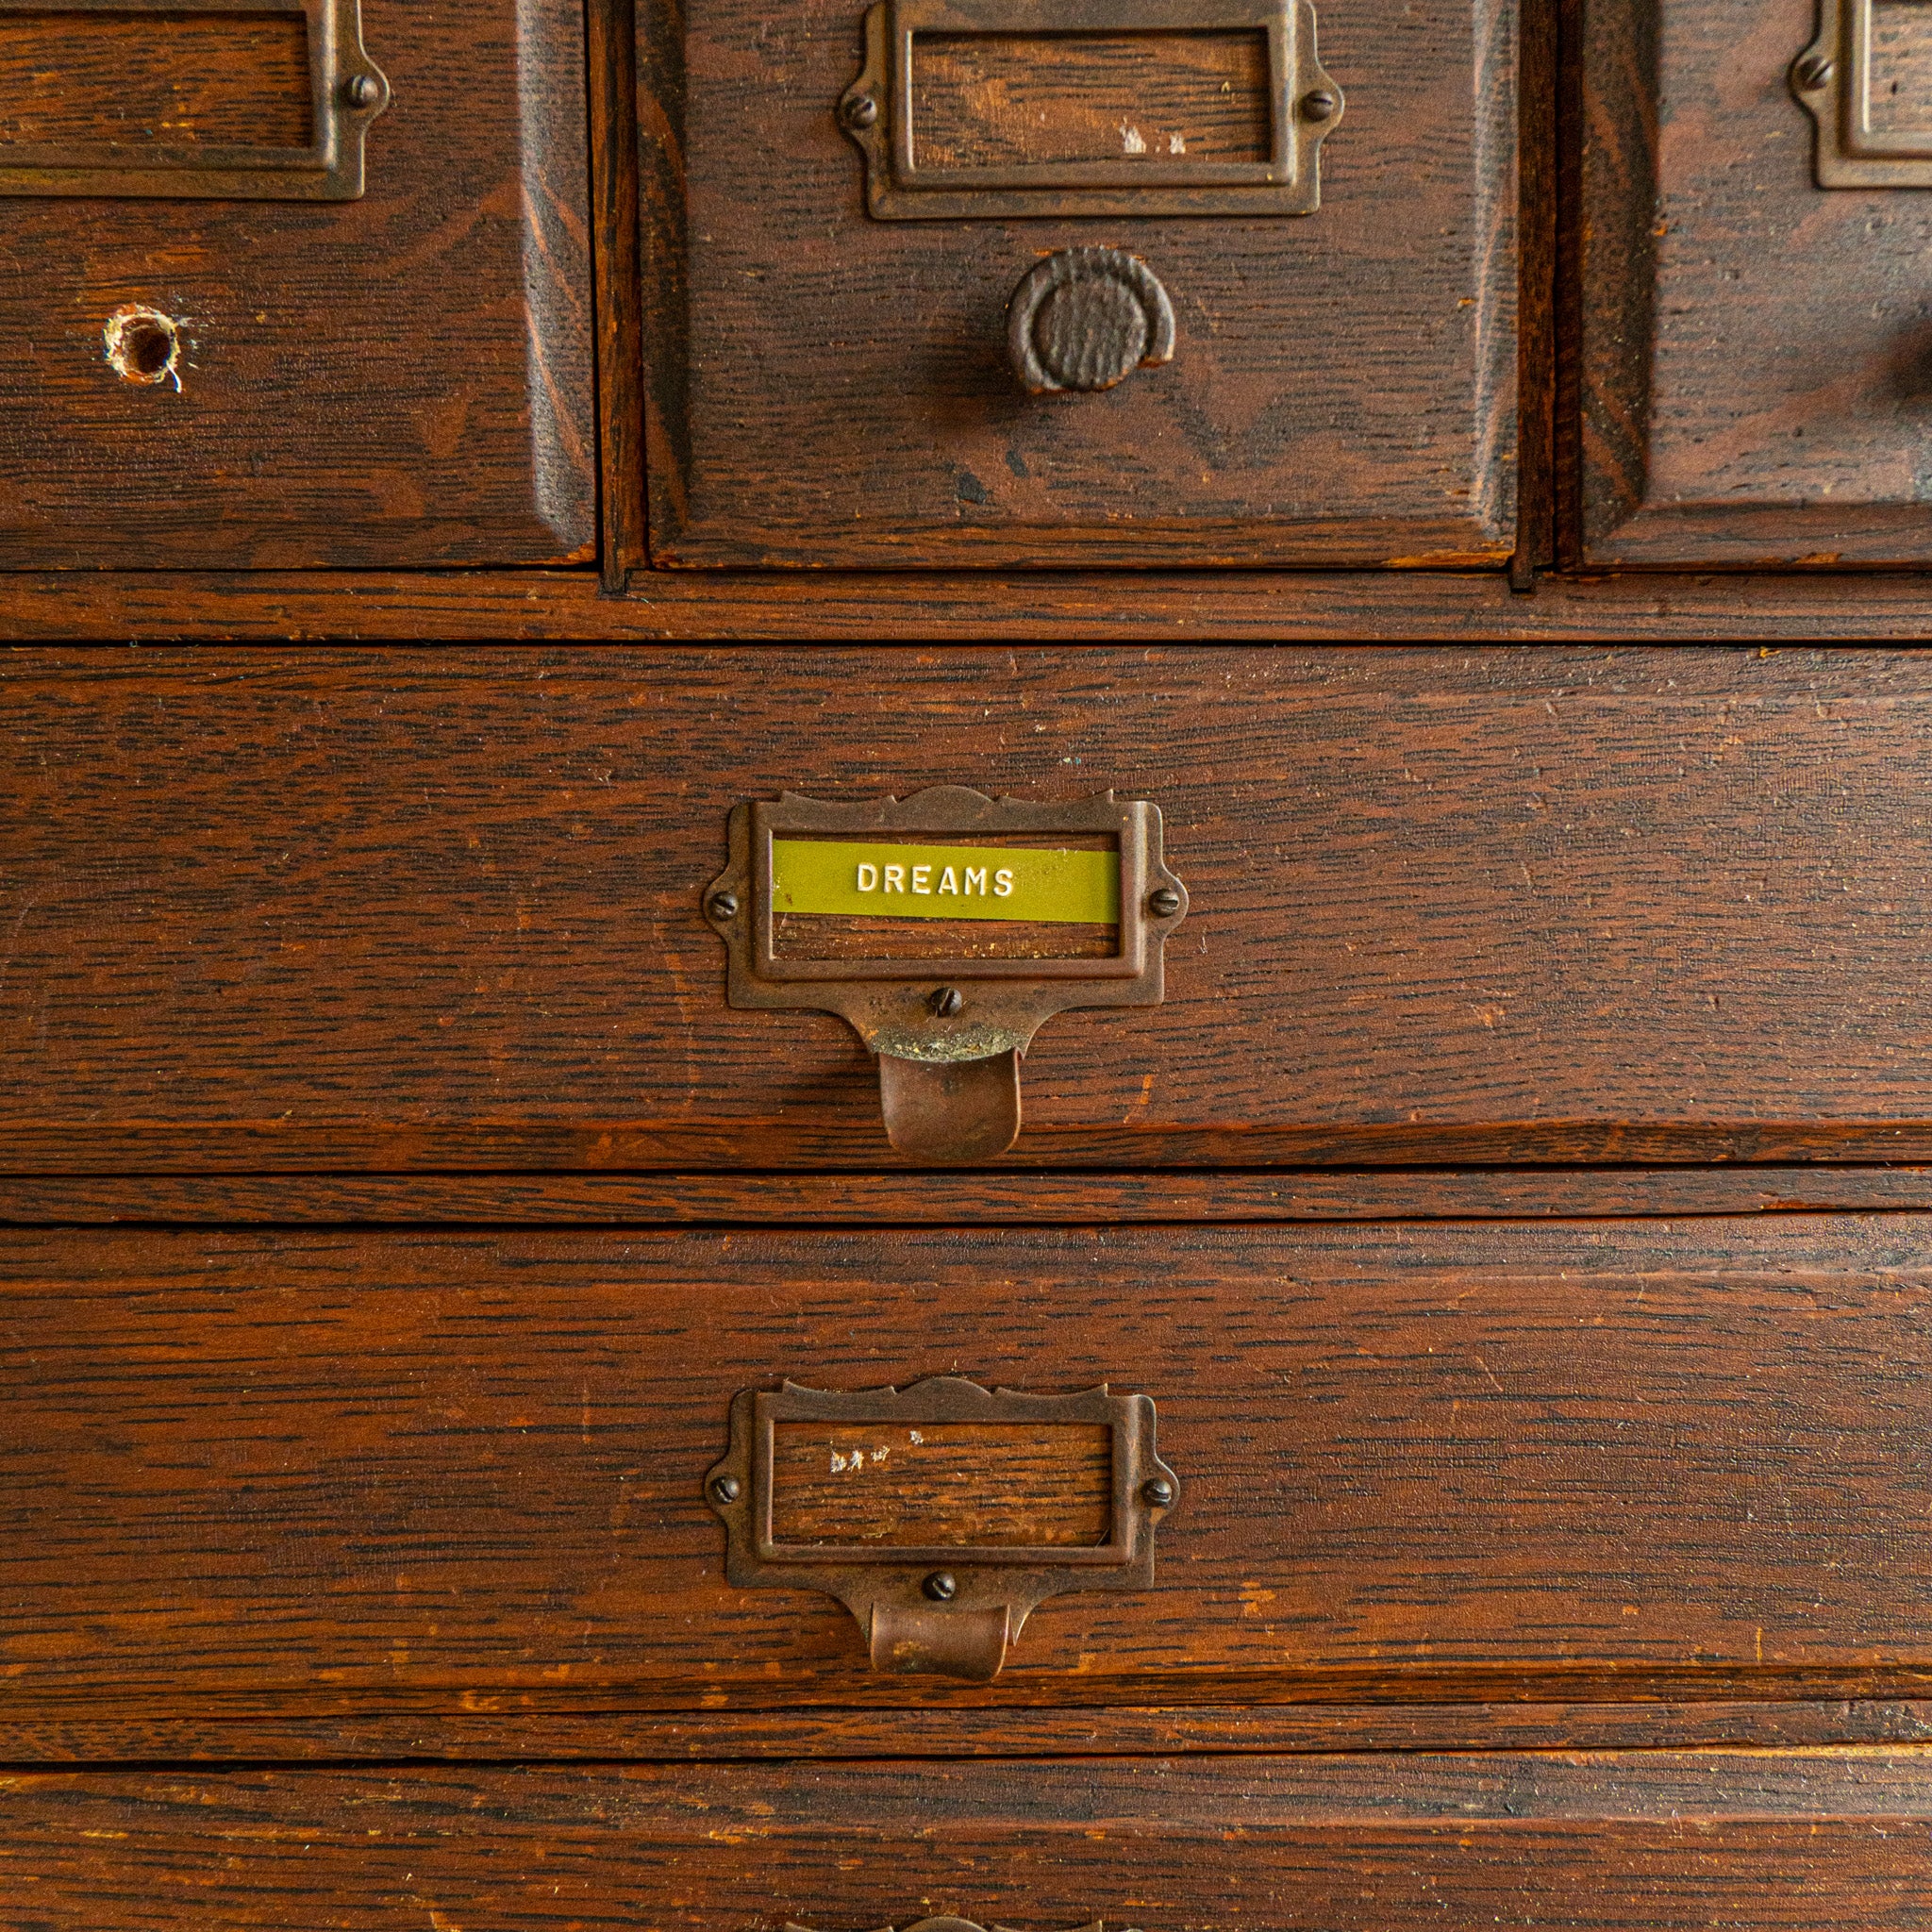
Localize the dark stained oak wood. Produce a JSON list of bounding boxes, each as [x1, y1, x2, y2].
[[644, 0, 1518, 565], [1581, 0, 1932, 562], [908, 33, 1275, 170], [11, 648, 1932, 1172], [16, 1166, 1932, 1225], [0, 12, 312, 147], [0, 1753, 1930, 1929], [0, 0, 595, 569], [5, 1220, 1932, 1715], [6, 1697, 1932, 1764], [591, 0, 647, 589], [15, 570, 1932, 637]]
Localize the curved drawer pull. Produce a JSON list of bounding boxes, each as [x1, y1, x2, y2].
[[791, 1920, 1130, 1932]]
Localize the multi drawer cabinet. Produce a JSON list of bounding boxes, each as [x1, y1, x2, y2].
[[11, 0, 1932, 630], [8, 645, 1932, 1926]]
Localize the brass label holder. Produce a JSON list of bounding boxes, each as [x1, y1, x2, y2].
[[0, 0, 389, 200], [1793, 0, 1932, 186], [705, 786, 1187, 1162], [707, 1375, 1178, 1683], [838, 0, 1341, 219]]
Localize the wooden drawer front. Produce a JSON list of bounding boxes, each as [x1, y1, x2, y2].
[[646, 0, 1515, 566], [3, 1753, 1931, 1926], [0, 0, 593, 568], [6, 1219, 1932, 1716], [1584, 0, 1932, 562], [10, 647, 1932, 1174]]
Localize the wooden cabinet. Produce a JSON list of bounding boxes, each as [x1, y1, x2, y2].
[[0, 0, 595, 569], [13, 0, 1932, 625], [645, 0, 1518, 564], [6, 643, 1932, 1924], [1581, 0, 1932, 563]]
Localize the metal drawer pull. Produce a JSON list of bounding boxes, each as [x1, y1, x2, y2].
[[708, 1376, 1178, 1682], [1008, 248, 1176, 394], [791, 1921, 1131, 1932], [706, 785, 1187, 1162]]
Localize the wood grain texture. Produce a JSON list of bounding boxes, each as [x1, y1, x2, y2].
[[11, 648, 1932, 1172], [0, 0, 594, 568], [908, 33, 1274, 169], [18, 1167, 1932, 1226], [7, 1697, 1932, 1764], [591, 0, 647, 588], [18, 569, 1932, 637], [6, 1220, 1932, 1714], [1581, 0, 1932, 561], [771, 1422, 1112, 1546], [645, 0, 1517, 564], [0, 1753, 1929, 1929], [0, 12, 311, 147]]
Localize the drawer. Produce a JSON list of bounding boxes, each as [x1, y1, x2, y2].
[[5, 1219, 1932, 1717], [7, 646, 1932, 1173], [2, 1752, 1930, 1926], [1583, 0, 1932, 562], [0, 0, 593, 567], [645, 0, 1518, 565]]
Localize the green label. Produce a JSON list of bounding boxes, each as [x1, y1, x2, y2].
[[772, 839, 1119, 924]]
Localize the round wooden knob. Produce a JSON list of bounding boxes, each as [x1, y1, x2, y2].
[[1007, 247, 1176, 394]]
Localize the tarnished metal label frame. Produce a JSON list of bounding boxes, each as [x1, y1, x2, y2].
[[705, 787, 1187, 1160], [1793, 0, 1932, 186], [706, 785, 1184, 1063], [706, 1375, 1179, 1682], [839, 0, 1342, 218], [0, 0, 389, 200]]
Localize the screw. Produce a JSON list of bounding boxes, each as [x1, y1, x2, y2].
[[1141, 1474, 1175, 1508], [841, 92, 879, 130], [929, 986, 964, 1017], [709, 1474, 741, 1505], [343, 73, 383, 108], [1301, 89, 1338, 121], [708, 891, 739, 920], [923, 1570, 958, 1602], [1148, 887, 1182, 917], [1795, 53, 1834, 88]]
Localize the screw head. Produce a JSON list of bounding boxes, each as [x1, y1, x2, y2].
[[1148, 886, 1182, 917], [708, 891, 739, 921], [923, 1570, 958, 1602], [842, 92, 879, 130], [343, 73, 383, 108], [929, 986, 964, 1017], [1795, 53, 1834, 89], [1301, 89, 1338, 121], [1141, 1474, 1175, 1508], [709, 1474, 741, 1505]]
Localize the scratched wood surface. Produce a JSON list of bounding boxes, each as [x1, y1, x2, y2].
[[646, 0, 1517, 564], [24, 569, 1932, 638], [6, 1220, 1932, 1714], [0, 13, 312, 147], [1, 1754, 1930, 1928], [11, 648, 1932, 1171], [1581, 0, 1932, 561], [14, 1167, 1932, 1225], [772, 1423, 1112, 1546], [0, 0, 593, 569], [909, 33, 1274, 168], [8, 1696, 1932, 1764]]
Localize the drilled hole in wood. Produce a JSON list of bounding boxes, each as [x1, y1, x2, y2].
[[103, 306, 181, 388]]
